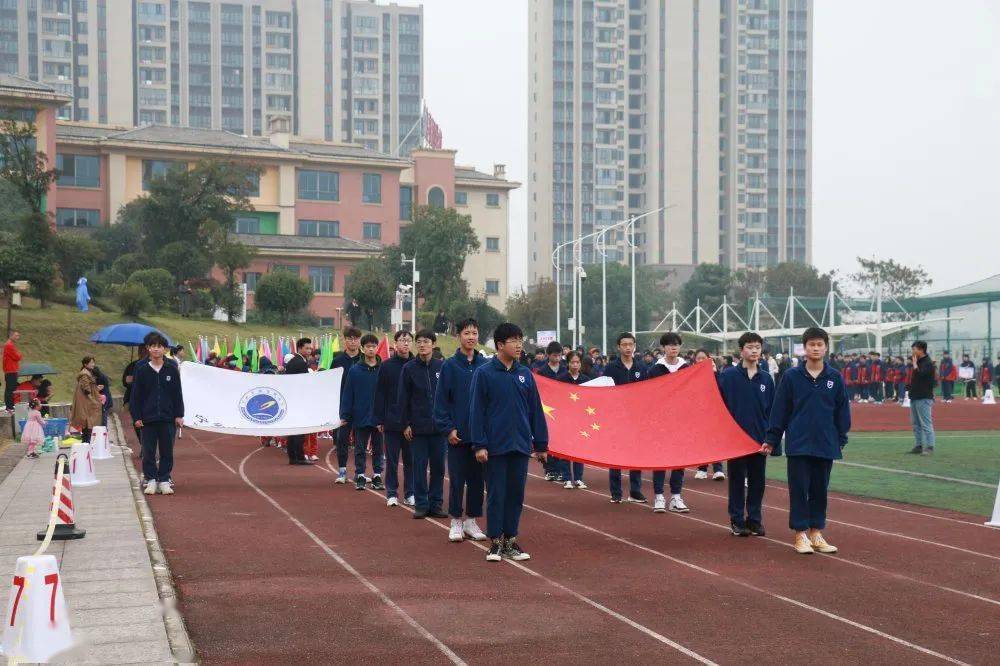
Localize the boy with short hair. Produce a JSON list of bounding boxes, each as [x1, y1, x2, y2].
[[765, 327, 851, 555], [534, 340, 566, 481], [130, 332, 184, 496], [647, 331, 692, 513], [340, 334, 383, 490], [718, 332, 774, 537], [331, 326, 363, 480], [374, 330, 414, 506], [602, 332, 648, 504], [469, 323, 548, 562]]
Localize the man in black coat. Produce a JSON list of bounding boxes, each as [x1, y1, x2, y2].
[[284, 338, 313, 465]]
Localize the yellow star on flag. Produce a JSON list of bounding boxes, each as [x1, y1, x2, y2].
[[585, 406, 596, 416], [579, 430, 590, 438], [542, 403, 555, 419], [569, 392, 580, 402], [590, 423, 601, 431]]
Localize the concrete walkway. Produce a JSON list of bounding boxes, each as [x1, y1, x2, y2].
[[0, 417, 194, 664]]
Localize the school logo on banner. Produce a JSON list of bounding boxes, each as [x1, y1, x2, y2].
[[239, 387, 288, 425]]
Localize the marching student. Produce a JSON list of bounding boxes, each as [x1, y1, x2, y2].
[[555, 350, 592, 489], [765, 327, 851, 555], [340, 334, 384, 491], [939, 351, 957, 403], [434, 318, 490, 542], [331, 327, 363, 481], [130, 332, 185, 496], [534, 341, 566, 481], [469, 323, 548, 562], [374, 330, 415, 506], [718, 332, 775, 537], [398, 329, 447, 520], [603, 332, 648, 504], [283, 338, 313, 465], [647, 332, 691, 513]]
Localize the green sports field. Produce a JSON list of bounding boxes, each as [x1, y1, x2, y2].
[[766, 430, 1000, 517]]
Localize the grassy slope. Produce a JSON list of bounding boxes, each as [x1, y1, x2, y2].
[[766, 431, 1000, 516], [8, 300, 461, 400]]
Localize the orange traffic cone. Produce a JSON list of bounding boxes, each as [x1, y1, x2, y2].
[[36, 455, 85, 541]]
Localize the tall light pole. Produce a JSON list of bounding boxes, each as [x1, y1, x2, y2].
[[401, 253, 418, 332], [596, 227, 609, 355]]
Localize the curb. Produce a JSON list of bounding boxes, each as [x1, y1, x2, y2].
[[112, 413, 198, 664]]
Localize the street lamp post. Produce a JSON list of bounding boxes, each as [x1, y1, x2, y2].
[[401, 253, 418, 332]]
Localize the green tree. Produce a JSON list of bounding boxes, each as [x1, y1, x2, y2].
[[127, 268, 175, 308], [156, 240, 211, 283], [53, 232, 104, 286], [0, 178, 29, 233], [580, 262, 659, 345], [254, 271, 314, 325], [0, 231, 33, 334], [344, 256, 395, 331], [117, 282, 151, 318], [764, 261, 837, 297], [213, 240, 256, 323], [505, 280, 557, 339], [850, 256, 932, 299], [681, 263, 731, 314], [728, 267, 768, 307]]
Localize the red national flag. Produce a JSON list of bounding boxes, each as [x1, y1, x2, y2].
[[536, 361, 761, 469], [424, 106, 442, 149], [376, 334, 390, 362]]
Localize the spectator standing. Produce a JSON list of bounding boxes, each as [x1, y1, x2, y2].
[[907, 341, 937, 455], [3, 329, 21, 412]]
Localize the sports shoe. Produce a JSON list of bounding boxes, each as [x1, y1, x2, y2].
[[694, 470, 709, 480], [404, 495, 415, 507], [668, 495, 690, 513], [731, 521, 750, 537], [158, 481, 174, 495], [486, 539, 503, 562], [712, 471, 726, 481], [653, 494, 667, 513], [355, 476, 367, 491], [794, 532, 814, 554], [428, 508, 449, 519], [449, 518, 464, 542], [575, 480, 588, 489], [371, 475, 385, 490], [143, 480, 158, 495], [628, 491, 647, 504], [386, 496, 399, 507], [463, 518, 487, 541], [563, 480, 574, 489], [335, 469, 347, 484], [907, 446, 923, 454], [412, 508, 428, 519], [609, 496, 623, 504], [544, 472, 557, 482], [747, 521, 766, 537], [809, 532, 838, 554], [921, 448, 934, 456], [503, 538, 530, 561]]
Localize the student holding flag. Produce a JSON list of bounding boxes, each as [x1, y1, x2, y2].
[[602, 333, 648, 504]]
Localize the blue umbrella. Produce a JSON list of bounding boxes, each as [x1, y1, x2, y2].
[[90, 323, 173, 347]]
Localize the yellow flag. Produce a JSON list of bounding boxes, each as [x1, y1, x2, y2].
[[331, 334, 340, 353]]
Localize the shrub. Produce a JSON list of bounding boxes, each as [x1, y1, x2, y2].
[[127, 268, 175, 308], [253, 271, 313, 325], [110, 253, 145, 282], [117, 282, 151, 318]]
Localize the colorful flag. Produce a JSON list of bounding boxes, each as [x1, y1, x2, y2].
[[331, 334, 340, 354], [376, 334, 390, 362], [423, 104, 443, 149], [233, 336, 243, 365], [212, 336, 221, 358], [189, 341, 198, 362]]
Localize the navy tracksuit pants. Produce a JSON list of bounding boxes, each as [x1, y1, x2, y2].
[[140, 421, 175, 483], [609, 469, 642, 499], [383, 430, 412, 500], [447, 444, 484, 518], [652, 469, 684, 495], [485, 452, 530, 539], [335, 421, 352, 469], [727, 453, 766, 526], [787, 455, 833, 531], [353, 426, 383, 479], [410, 434, 446, 512]]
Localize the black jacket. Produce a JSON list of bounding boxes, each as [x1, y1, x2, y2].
[[373, 353, 412, 432], [908, 354, 936, 400], [603, 357, 648, 385], [128, 359, 184, 424], [398, 356, 444, 435], [284, 354, 309, 376]]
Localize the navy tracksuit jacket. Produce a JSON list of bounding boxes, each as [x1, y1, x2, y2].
[[718, 363, 774, 526]]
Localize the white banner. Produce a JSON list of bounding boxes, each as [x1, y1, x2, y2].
[[180, 361, 343, 436]]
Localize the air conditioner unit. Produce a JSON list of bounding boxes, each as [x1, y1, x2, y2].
[[57, 74, 67, 80], [145, 80, 153, 86]]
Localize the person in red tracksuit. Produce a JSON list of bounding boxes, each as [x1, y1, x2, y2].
[[856, 355, 870, 402], [869, 352, 884, 404], [980, 361, 993, 396], [842, 356, 855, 401]]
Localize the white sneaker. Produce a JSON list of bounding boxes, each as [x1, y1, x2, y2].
[[463, 518, 487, 541], [694, 470, 709, 480], [309, 455, 319, 461], [575, 480, 588, 489], [668, 495, 690, 513], [334, 468, 347, 484], [143, 480, 157, 495], [404, 495, 415, 507], [158, 481, 174, 495], [386, 496, 399, 507], [653, 494, 666, 513], [712, 471, 726, 481], [563, 480, 574, 489], [448, 519, 464, 542]]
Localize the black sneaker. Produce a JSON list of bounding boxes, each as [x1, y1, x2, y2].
[[747, 521, 766, 537], [371, 475, 385, 490], [628, 491, 648, 504], [502, 537, 531, 561], [921, 448, 934, 456], [907, 446, 923, 454], [355, 476, 367, 491], [730, 521, 750, 537], [610, 496, 623, 504], [412, 508, 428, 519], [428, 508, 448, 519], [544, 472, 557, 482], [486, 538, 503, 562]]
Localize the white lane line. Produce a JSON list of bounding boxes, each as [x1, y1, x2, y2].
[[518, 479, 970, 665], [551, 470, 1000, 607], [319, 449, 716, 665], [191, 435, 466, 666], [850, 433, 999, 439], [832, 461, 994, 488]]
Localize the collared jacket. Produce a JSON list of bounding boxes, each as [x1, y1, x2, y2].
[[433, 349, 489, 441], [398, 356, 445, 435], [718, 364, 775, 444], [603, 357, 648, 385], [128, 359, 184, 425], [647, 357, 688, 379], [340, 358, 381, 428], [373, 353, 412, 432], [765, 362, 850, 459], [468, 357, 548, 456], [535, 362, 565, 380], [555, 371, 593, 385], [907, 354, 936, 400]]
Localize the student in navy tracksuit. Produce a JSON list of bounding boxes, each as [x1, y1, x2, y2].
[[330, 327, 363, 478], [765, 327, 851, 555], [718, 332, 774, 537], [433, 318, 490, 542], [603, 332, 648, 503], [647, 332, 692, 513], [398, 329, 447, 519], [373, 330, 414, 506], [130, 332, 184, 496], [340, 334, 383, 491], [534, 341, 565, 480], [469, 323, 548, 562], [555, 350, 592, 488]]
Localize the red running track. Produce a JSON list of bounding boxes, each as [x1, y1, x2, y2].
[[125, 429, 1000, 665], [851, 400, 1000, 431]]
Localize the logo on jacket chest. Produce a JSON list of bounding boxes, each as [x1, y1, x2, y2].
[[165, 375, 171, 382], [239, 387, 287, 425], [827, 380, 834, 389], [760, 384, 766, 392], [634, 371, 640, 378], [518, 375, 526, 384]]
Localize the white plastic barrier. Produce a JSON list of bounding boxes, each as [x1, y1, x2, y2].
[[90, 426, 112, 460], [69, 443, 100, 487], [0, 555, 73, 662]]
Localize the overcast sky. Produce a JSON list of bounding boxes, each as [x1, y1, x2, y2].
[[423, 0, 1000, 294]]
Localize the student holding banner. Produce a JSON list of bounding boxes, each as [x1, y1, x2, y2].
[[283, 338, 313, 465], [603, 333, 648, 504]]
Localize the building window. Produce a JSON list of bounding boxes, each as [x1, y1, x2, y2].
[[486, 192, 500, 207], [454, 191, 468, 205], [399, 185, 413, 220], [244, 172, 260, 197], [234, 216, 260, 234], [271, 264, 300, 276], [485, 237, 500, 252], [297, 169, 339, 200], [362, 173, 381, 204], [308, 266, 334, 293], [298, 220, 340, 237], [55, 154, 100, 188], [485, 279, 500, 296], [142, 159, 182, 190], [363, 222, 381, 240], [56, 208, 100, 228], [427, 186, 445, 208], [243, 271, 261, 291]]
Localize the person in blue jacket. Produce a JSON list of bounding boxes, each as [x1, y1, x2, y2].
[[398, 329, 447, 520], [330, 326, 363, 479], [130, 332, 184, 496], [340, 334, 383, 491], [765, 327, 851, 555], [469, 323, 548, 563], [373, 330, 414, 507], [434, 318, 490, 543], [555, 350, 592, 489], [602, 332, 648, 504], [718, 331, 774, 537]]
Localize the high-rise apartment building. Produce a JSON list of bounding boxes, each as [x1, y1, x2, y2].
[[528, 0, 811, 285], [3, 0, 422, 153]]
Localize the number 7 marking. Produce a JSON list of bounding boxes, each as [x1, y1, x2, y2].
[[44, 573, 59, 623], [9, 575, 25, 626]]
